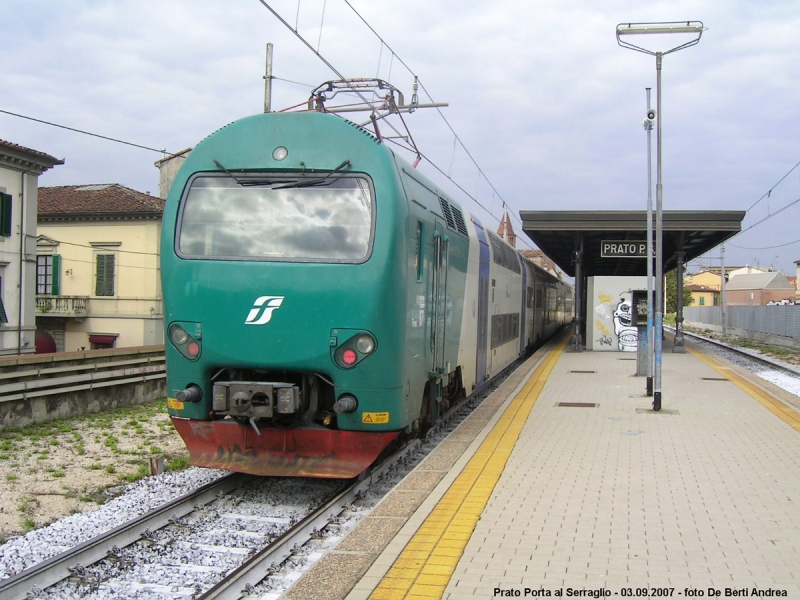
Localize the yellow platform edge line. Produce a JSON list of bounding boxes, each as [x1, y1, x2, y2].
[[369, 334, 569, 599], [685, 344, 800, 431]]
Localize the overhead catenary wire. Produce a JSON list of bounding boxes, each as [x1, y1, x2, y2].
[[340, 1, 526, 234], [264, 0, 531, 246], [745, 158, 800, 212], [258, 1, 418, 151], [729, 238, 800, 250]]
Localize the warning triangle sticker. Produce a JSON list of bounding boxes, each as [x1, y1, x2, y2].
[[363, 414, 373, 423]]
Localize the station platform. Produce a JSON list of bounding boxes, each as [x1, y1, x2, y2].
[[284, 330, 800, 600]]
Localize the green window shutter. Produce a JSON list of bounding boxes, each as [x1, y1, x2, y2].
[[52, 254, 61, 296], [0, 193, 11, 237], [96, 254, 115, 296]]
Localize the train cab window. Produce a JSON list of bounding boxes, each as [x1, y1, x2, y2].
[[177, 173, 375, 263]]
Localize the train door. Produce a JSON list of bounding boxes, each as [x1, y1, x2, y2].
[[428, 218, 449, 416], [471, 216, 490, 387], [519, 258, 527, 355]]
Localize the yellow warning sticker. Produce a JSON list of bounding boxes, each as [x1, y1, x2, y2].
[[362, 412, 390, 424], [167, 397, 184, 410]]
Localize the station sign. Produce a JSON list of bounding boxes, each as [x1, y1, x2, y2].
[[600, 240, 652, 258]]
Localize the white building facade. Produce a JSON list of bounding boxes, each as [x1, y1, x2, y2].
[[0, 140, 62, 356]]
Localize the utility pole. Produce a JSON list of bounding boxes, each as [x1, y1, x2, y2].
[[721, 244, 727, 336], [264, 43, 274, 113]]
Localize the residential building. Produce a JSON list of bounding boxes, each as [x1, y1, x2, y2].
[[685, 284, 719, 306], [0, 140, 63, 355], [724, 271, 796, 306], [685, 270, 722, 291], [727, 265, 769, 278], [684, 271, 723, 307], [36, 184, 164, 351], [795, 260, 800, 300]]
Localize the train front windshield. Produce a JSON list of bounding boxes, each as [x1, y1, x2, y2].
[[177, 174, 374, 262]]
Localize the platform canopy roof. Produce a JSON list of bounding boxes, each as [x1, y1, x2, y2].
[[519, 210, 746, 278]]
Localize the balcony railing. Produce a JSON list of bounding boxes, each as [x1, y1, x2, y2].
[[36, 295, 89, 317]]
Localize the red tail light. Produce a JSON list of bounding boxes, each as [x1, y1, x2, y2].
[[342, 349, 358, 365]]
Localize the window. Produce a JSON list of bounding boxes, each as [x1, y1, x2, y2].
[[95, 254, 115, 296], [178, 174, 374, 263], [36, 255, 61, 295], [699, 296, 705, 306], [0, 193, 11, 237]]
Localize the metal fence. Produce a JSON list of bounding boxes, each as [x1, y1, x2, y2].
[[684, 305, 800, 339]]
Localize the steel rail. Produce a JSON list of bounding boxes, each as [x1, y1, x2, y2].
[[0, 473, 244, 600], [199, 440, 421, 600]]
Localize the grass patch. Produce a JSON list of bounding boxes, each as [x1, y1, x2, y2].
[[118, 463, 150, 483], [21, 518, 36, 533], [168, 454, 190, 471]]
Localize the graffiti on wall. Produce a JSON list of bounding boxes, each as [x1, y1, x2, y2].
[[595, 291, 638, 351]]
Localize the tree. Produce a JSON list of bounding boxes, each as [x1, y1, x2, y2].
[[665, 269, 694, 313]]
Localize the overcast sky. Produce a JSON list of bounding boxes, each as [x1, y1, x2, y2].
[[2, 0, 799, 274]]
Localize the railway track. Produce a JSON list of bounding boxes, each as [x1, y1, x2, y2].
[[0, 349, 530, 599], [676, 327, 800, 378], [0, 473, 244, 599], [0, 443, 425, 600]]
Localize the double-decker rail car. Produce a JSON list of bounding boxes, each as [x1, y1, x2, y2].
[[162, 111, 571, 478]]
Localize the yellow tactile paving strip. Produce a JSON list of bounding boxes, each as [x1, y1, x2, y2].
[[368, 335, 570, 600], [686, 344, 800, 433]]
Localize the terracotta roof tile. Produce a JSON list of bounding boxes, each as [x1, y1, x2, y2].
[[0, 139, 63, 165], [38, 184, 165, 216]]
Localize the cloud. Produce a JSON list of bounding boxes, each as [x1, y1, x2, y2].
[[2, 0, 799, 270]]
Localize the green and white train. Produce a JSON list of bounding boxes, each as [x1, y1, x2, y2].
[[162, 111, 572, 478]]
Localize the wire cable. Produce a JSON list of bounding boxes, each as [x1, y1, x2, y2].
[[729, 238, 800, 250], [0, 109, 168, 154], [341, 1, 518, 229], [745, 159, 800, 212]]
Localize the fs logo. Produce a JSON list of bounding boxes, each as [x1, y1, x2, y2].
[[245, 296, 284, 325]]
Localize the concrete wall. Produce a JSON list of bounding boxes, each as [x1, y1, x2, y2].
[[0, 345, 165, 429], [586, 276, 647, 351]]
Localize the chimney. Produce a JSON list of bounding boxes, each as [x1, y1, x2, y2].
[[154, 148, 192, 199]]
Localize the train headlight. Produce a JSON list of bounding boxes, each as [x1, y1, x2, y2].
[[170, 324, 189, 346], [332, 330, 377, 369], [169, 322, 202, 361], [272, 146, 288, 161], [356, 334, 375, 354]]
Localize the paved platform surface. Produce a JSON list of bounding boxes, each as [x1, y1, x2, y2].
[[343, 337, 800, 599], [351, 338, 800, 599]]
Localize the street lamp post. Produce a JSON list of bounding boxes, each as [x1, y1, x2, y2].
[[616, 21, 703, 411], [644, 88, 654, 397]]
